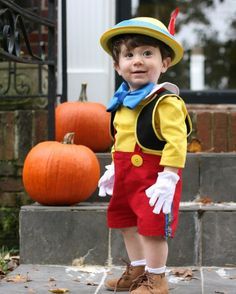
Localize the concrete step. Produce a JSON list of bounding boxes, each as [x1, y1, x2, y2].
[[19, 202, 236, 267], [1, 264, 236, 294], [90, 153, 236, 203]]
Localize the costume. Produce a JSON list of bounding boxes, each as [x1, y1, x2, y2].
[[107, 83, 191, 237], [99, 11, 192, 293]]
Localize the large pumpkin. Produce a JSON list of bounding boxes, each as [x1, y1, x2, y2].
[[22, 133, 100, 205], [56, 83, 112, 152]]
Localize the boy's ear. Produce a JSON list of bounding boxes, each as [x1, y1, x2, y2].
[[114, 62, 122, 76], [161, 57, 172, 73]]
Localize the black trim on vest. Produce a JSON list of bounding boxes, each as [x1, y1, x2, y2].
[[136, 90, 171, 151], [185, 116, 191, 135], [110, 111, 116, 138], [110, 90, 191, 152]]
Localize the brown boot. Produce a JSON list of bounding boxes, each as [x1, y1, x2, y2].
[[105, 263, 145, 292], [130, 272, 168, 294]]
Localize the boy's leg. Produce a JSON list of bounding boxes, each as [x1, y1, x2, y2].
[[121, 226, 145, 261], [140, 235, 168, 268], [105, 227, 146, 291], [130, 235, 169, 294]]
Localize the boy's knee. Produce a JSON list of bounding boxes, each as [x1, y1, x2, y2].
[[120, 226, 138, 235]]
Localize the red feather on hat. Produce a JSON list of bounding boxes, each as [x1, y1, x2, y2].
[[168, 8, 179, 35]]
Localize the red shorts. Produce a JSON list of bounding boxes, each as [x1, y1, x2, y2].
[[107, 149, 182, 237]]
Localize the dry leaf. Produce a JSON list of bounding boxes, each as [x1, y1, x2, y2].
[[72, 257, 85, 266], [10, 256, 20, 262], [7, 259, 19, 271], [196, 197, 213, 204], [0, 269, 5, 275], [187, 138, 202, 153], [6, 274, 31, 283], [49, 277, 56, 282], [4, 253, 10, 260], [171, 268, 193, 280], [86, 281, 98, 286], [48, 288, 69, 293]]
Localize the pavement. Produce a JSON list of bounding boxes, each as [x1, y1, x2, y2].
[[0, 264, 236, 294]]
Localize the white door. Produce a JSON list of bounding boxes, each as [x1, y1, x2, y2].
[[57, 0, 115, 105]]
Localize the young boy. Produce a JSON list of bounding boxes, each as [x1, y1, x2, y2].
[[98, 14, 192, 294]]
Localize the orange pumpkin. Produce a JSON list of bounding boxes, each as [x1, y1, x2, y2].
[[22, 133, 100, 205], [56, 83, 112, 152]]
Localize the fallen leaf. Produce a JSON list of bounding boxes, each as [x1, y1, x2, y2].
[[0, 269, 5, 275], [10, 255, 20, 262], [196, 197, 213, 204], [5, 274, 31, 283], [168, 286, 177, 291], [225, 263, 236, 267], [72, 257, 85, 266], [86, 281, 98, 286], [171, 268, 194, 280], [7, 259, 19, 271], [4, 253, 10, 260], [48, 288, 69, 293], [214, 291, 225, 294], [49, 277, 56, 282], [187, 138, 202, 153]]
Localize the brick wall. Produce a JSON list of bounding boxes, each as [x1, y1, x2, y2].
[[0, 0, 52, 250], [0, 109, 48, 248], [20, 1, 50, 58], [187, 104, 236, 152]]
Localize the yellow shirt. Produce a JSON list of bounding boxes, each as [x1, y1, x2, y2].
[[112, 95, 191, 168]]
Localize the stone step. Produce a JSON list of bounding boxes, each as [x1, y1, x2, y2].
[[2, 264, 236, 294], [90, 153, 236, 203], [19, 202, 236, 267]]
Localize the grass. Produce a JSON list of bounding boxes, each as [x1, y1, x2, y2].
[[0, 246, 19, 277]]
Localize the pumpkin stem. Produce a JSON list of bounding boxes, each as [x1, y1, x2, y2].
[[62, 132, 75, 144], [79, 83, 88, 102]]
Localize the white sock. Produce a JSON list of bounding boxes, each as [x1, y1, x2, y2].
[[131, 259, 146, 267], [146, 266, 166, 274]]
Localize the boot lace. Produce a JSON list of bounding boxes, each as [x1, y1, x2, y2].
[[114, 259, 133, 293], [130, 272, 164, 293], [129, 271, 149, 291]]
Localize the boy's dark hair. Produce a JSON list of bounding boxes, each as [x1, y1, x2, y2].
[[111, 34, 174, 64]]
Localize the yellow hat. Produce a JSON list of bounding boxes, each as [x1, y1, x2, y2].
[[100, 17, 183, 66]]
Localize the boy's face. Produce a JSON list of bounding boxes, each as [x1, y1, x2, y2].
[[114, 45, 171, 91]]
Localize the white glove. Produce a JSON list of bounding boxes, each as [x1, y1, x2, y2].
[[145, 171, 179, 214], [98, 162, 115, 197]]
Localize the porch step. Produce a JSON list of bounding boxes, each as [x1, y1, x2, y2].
[[90, 153, 236, 203], [20, 153, 236, 266], [19, 202, 236, 267]]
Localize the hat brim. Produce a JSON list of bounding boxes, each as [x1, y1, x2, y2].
[[100, 25, 184, 66]]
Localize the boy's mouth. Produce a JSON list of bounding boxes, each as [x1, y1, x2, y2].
[[132, 71, 146, 74]]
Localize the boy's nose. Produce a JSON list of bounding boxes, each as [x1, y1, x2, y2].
[[133, 55, 143, 65]]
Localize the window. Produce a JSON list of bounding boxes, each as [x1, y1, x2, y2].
[[116, 0, 236, 103]]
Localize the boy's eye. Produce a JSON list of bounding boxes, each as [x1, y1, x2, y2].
[[125, 52, 133, 58], [143, 50, 153, 57]]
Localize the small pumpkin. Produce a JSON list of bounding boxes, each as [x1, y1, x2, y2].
[[22, 133, 100, 205], [56, 83, 112, 152]]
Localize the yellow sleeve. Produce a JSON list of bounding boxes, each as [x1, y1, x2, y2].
[[155, 96, 188, 168]]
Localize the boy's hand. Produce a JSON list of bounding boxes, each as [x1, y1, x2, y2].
[[98, 163, 114, 197], [145, 171, 179, 214]]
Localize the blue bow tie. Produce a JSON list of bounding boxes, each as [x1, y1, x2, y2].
[[107, 82, 155, 112]]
